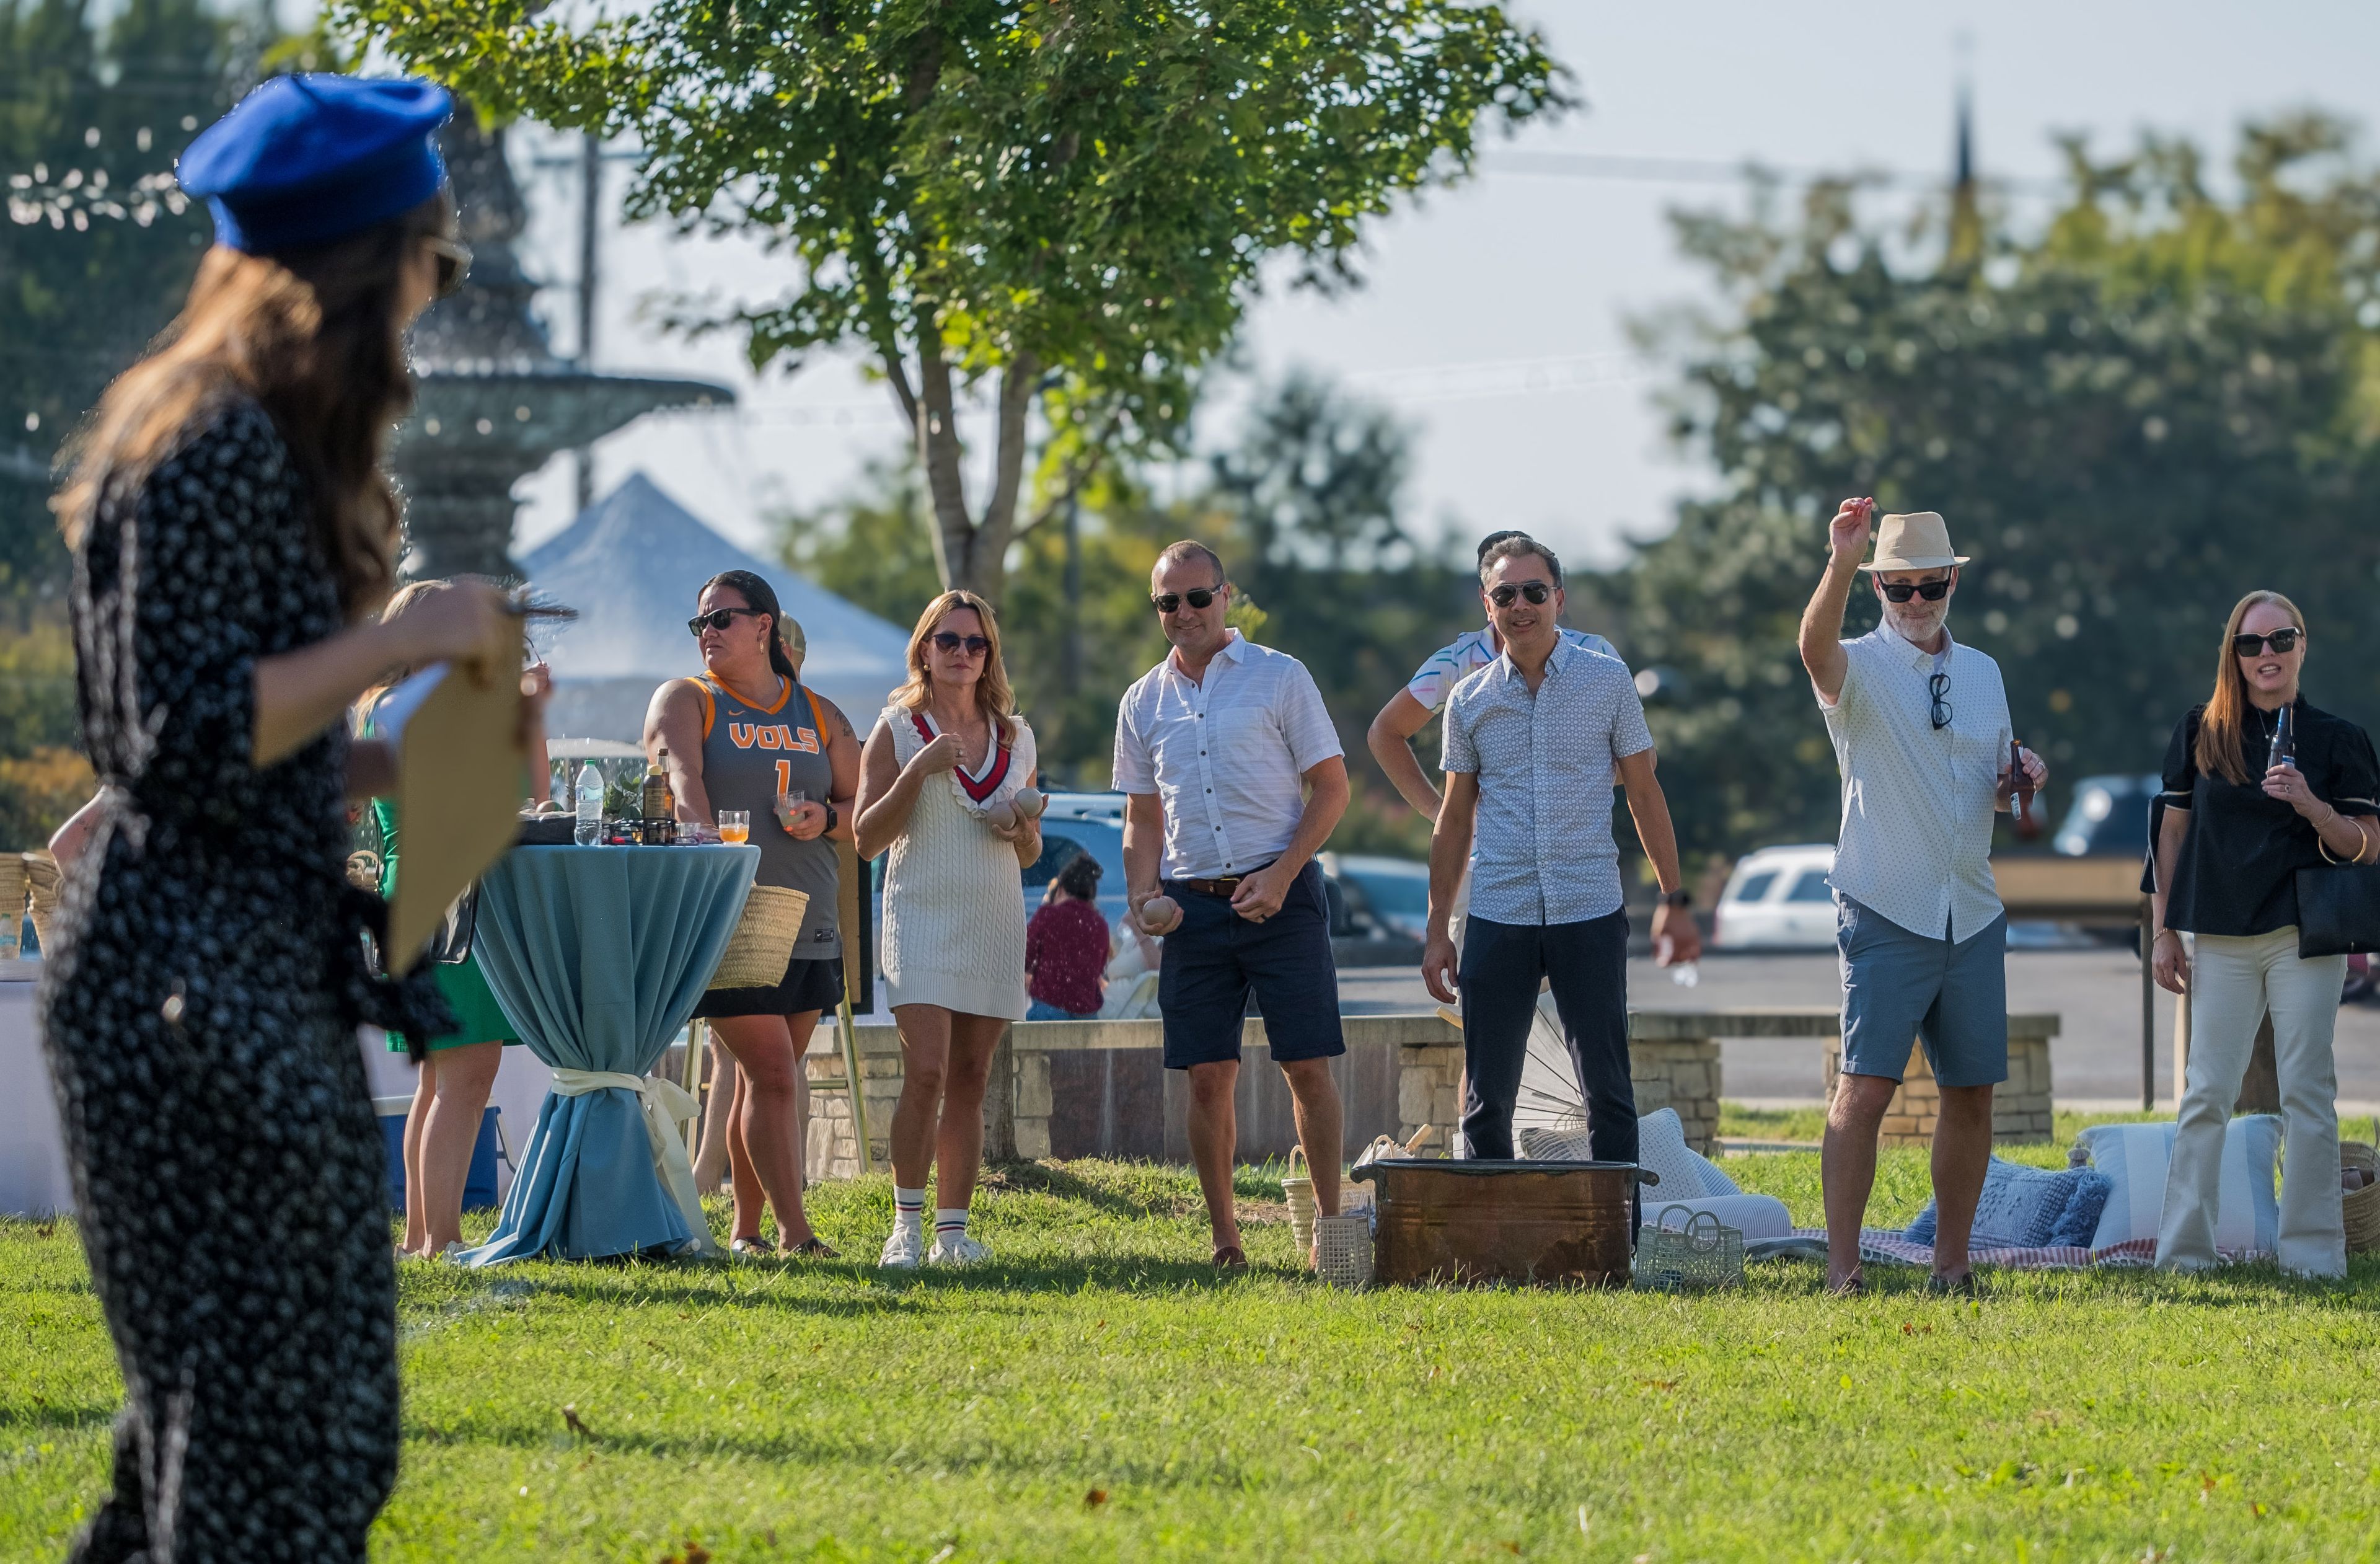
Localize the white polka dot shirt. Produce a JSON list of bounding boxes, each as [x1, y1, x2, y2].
[[1818, 624, 2012, 942], [1442, 640, 1653, 926]]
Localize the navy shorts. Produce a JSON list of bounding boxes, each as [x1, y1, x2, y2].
[[1836, 895, 2008, 1089], [1158, 860, 1345, 1070]]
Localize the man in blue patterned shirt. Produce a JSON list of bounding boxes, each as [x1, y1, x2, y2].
[[1421, 537, 1700, 1170]]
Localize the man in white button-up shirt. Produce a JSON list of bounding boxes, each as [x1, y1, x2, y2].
[[1115, 541, 1351, 1268], [1799, 500, 2047, 1296]]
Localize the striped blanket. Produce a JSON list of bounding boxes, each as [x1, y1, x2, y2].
[[1755, 1229, 2243, 1271]]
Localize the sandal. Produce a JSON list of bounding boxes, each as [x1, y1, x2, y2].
[[1212, 1245, 1249, 1270], [1827, 1273, 1864, 1298], [1926, 1271, 1980, 1297], [729, 1235, 775, 1258], [785, 1235, 840, 1259]]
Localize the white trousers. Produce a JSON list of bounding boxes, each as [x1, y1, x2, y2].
[[2154, 927, 2347, 1277]]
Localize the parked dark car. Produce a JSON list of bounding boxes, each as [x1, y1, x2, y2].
[[2052, 774, 2160, 860]]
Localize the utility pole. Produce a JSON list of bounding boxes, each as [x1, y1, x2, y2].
[[574, 131, 601, 515]]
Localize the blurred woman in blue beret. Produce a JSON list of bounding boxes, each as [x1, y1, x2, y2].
[[42, 74, 529, 1564]]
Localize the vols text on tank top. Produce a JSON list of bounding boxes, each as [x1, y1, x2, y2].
[[693, 669, 840, 957]]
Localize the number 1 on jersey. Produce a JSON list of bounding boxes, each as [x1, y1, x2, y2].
[[774, 759, 792, 798]]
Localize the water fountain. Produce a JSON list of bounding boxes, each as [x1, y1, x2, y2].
[[394, 105, 731, 580]]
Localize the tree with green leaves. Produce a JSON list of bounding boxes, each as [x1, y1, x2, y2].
[[1604, 115, 2380, 860], [340, 0, 1566, 601]]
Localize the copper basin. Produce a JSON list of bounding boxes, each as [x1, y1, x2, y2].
[[1355, 1159, 1653, 1287]]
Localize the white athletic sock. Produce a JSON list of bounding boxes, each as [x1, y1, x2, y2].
[[894, 1186, 927, 1234], [934, 1207, 970, 1242]]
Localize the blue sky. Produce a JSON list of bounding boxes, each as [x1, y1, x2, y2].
[[495, 0, 2380, 567]]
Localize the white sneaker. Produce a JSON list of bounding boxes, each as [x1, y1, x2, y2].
[[927, 1232, 990, 1266], [878, 1224, 925, 1269]]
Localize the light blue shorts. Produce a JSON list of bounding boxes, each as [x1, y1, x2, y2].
[[1836, 894, 2008, 1089]]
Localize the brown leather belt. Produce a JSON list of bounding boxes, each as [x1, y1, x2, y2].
[[1170, 861, 1278, 898]]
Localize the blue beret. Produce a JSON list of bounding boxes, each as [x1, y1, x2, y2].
[[178, 74, 454, 255]]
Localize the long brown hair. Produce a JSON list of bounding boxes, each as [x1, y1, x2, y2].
[[2196, 590, 2306, 785], [892, 590, 1016, 745], [56, 193, 453, 620]]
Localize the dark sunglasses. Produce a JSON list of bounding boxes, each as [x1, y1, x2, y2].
[[1488, 580, 1553, 607], [687, 607, 762, 636], [1880, 578, 1952, 603], [1928, 671, 1954, 731], [1152, 585, 1223, 614], [2234, 628, 2303, 656], [930, 631, 991, 657], [424, 236, 472, 299]]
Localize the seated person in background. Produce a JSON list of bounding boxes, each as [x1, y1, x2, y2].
[[1027, 854, 1111, 1020]]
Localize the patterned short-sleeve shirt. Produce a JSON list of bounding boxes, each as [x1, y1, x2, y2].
[[1442, 639, 1652, 925], [1404, 625, 1620, 714]]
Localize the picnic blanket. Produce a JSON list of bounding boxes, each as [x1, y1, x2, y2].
[[1750, 1229, 2223, 1271]]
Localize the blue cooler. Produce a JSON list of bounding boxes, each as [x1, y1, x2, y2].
[[372, 1099, 505, 1212]]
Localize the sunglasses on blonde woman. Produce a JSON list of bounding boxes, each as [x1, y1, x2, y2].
[[2233, 628, 2302, 656], [930, 632, 991, 657]]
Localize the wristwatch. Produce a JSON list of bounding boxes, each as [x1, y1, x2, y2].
[[1660, 888, 1693, 910], [821, 802, 840, 835]]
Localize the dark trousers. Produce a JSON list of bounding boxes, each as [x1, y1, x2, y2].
[[1458, 909, 1634, 1167]]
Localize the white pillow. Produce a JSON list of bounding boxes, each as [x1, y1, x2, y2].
[[1635, 1107, 1716, 1199], [2074, 1117, 2281, 1252]]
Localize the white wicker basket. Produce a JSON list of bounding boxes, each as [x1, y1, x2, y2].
[[1633, 1204, 1743, 1291], [1313, 1211, 1373, 1289]]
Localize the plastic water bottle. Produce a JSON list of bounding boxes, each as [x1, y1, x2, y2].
[[575, 761, 602, 846]]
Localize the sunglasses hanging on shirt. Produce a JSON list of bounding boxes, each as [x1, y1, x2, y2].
[[1488, 581, 1553, 607], [1880, 578, 1952, 603]]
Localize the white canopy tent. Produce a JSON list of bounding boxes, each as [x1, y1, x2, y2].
[[522, 472, 912, 744]]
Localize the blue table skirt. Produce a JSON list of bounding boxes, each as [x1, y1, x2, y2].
[[458, 844, 759, 1264]]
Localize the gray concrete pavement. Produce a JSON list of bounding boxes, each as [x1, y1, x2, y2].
[[1337, 948, 2380, 1114]]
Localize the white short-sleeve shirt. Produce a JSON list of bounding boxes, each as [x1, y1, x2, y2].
[[1442, 639, 1652, 926], [1818, 623, 2011, 942], [1404, 625, 1620, 714], [1113, 631, 1344, 880]]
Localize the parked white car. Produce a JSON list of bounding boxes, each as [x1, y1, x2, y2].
[[1712, 843, 1838, 950]]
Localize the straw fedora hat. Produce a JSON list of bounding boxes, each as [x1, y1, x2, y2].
[[1857, 510, 1968, 573]]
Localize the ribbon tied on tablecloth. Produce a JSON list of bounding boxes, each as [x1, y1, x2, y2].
[[547, 1069, 717, 1258]]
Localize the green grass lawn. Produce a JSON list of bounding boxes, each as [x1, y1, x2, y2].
[[7, 1151, 2380, 1562]]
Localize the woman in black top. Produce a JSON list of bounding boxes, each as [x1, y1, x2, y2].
[[42, 78, 523, 1561], [2148, 590, 2379, 1277]]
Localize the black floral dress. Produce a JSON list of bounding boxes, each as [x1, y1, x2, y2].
[[40, 398, 449, 1564]]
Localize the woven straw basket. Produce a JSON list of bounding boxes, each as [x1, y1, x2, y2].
[[0, 853, 25, 954], [1313, 1211, 1373, 1288], [2343, 1136, 2380, 1255], [1282, 1145, 1317, 1260], [22, 850, 60, 953], [707, 885, 810, 991]]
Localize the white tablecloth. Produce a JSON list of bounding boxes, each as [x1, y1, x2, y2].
[[0, 960, 553, 1218]]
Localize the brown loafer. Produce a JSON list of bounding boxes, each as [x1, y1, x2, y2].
[[1212, 1245, 1248, 1270], [786, 1235, 840, 1259]]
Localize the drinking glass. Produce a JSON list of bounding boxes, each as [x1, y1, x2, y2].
[[777, 788, 808, 832], [718, 810, 749, 845]]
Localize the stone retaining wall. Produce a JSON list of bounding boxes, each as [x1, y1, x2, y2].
[[1820, 1017, 2060, 1145]]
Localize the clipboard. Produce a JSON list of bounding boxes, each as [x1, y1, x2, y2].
[[381, 623, 529, 973]]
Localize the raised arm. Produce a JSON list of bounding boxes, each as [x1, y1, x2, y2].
[[1367, 689, 1443, 818], [854, 719, 958, 860], [1799, 497, 1875, 707]]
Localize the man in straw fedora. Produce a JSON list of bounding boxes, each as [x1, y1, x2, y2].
[[1798, 501, 2047, 1296]]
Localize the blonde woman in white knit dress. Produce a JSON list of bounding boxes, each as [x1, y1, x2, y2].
[[855, 591, 1039, 1266]]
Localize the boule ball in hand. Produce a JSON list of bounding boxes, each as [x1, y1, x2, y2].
[[1011, 785, 1046, 820], [986, 801, 1017, 831], [1139, 895, 1181, 934]]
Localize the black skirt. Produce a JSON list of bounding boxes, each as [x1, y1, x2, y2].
[[694, 951, 845, 1019]]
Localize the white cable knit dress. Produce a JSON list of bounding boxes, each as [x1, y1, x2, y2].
[[879, 706, 1033, 1020]]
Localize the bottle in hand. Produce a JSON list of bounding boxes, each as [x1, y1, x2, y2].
[[2270, 705, 2298, 772]]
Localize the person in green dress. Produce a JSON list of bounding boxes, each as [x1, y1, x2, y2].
[[361, 580, 552, 1258]]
